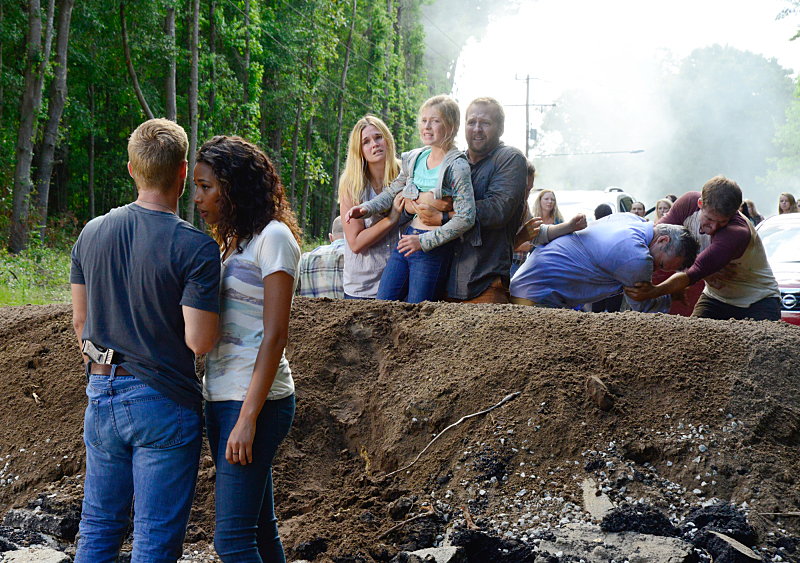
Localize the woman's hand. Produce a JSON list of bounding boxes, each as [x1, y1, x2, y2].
[[397, 234, 422, 256], [226, 415, 256, 465], [388, 193, 405, 223], [344, 205, 368, 223]]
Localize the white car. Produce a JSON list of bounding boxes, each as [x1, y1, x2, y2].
[[532, 187, 638, 221]]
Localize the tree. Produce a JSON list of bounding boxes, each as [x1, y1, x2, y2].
[[0, 0, 483, 245], [185, 0, 199, 224], [34, 0, 76, 239], [10, 0, 54, 252], [759, 80, 800, 203]]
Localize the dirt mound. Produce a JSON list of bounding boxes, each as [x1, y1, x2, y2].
[[0, 300, 799, 561]]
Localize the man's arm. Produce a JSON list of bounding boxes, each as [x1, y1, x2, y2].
[[183, 307, 219, 356], [531, 214, 587, 246], [614, 260, 680, 313], [71, 284, 89, 363], [625, 271, 691, 302]]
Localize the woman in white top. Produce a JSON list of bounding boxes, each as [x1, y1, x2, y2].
[[338, 115, 405, 298], [193, 135, 301, 563]]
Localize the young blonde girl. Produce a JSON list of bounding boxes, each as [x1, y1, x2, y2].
[[345, 95, 475, 303]]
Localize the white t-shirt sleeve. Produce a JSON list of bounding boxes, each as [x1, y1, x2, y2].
[[252, 221, 301, 280]]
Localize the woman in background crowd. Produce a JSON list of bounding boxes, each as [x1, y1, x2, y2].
[[655, 198, 673, 222], [532, 189, 563, 226], [338, 116, 405, 299], [193, 136, 301, 563], [631, 201, 646, 218], [778, 192, 798, 214], [743, 199, 764, 225]]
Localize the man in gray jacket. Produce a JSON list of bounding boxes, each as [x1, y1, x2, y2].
[[415, 97, 528, 303]]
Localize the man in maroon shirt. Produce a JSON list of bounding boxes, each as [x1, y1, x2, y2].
[[625, 175, 780, 320]]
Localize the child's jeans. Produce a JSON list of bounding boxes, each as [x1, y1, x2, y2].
[[377, 226, 453, 303]]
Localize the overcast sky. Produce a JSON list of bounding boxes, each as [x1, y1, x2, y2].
[[451, 0, 800, 157]]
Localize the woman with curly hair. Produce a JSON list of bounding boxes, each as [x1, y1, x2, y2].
[[193, 135, 301, 563], [532, 189, 563, 225]]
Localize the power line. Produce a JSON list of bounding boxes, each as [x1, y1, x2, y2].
[[274, 0, 384, 75], [420, 11, 462, 51], [534, 149, 645, 158], [276, 0, 456, 72]]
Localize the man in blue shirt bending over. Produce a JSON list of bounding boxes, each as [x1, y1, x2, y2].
[[509, 213, 698, 312]]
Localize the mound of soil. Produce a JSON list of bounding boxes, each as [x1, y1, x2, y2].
[[0, 300, 799, 562]]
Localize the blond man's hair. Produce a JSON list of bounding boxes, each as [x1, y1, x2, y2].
[[467, 97, 505, 128], [128, 118, 189, 193]]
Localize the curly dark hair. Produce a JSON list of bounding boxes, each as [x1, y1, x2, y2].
[[196, 135, 301, 255]]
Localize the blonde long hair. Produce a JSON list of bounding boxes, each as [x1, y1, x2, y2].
[[655, 198, 673, 221], [532, 189, 564, 223], [338, 115, 401, 206], [419, 94, 460, 151]]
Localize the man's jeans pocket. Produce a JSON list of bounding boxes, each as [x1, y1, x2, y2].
[[84, 399, 103, 447], [122, 391, 183, 448]]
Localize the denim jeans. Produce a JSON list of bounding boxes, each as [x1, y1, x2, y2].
[[206, 395, 295, 563], [75, 370, 202, 563], [376, 226, 453, 303]]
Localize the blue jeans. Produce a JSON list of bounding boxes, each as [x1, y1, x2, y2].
[[75, 371, 202, 563], [376, 226, 453, 303], [206, 395, 295, 563]]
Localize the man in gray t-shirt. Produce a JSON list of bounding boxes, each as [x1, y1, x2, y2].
[[70, 119, 220, 563]]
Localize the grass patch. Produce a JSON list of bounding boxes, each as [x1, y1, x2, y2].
[[301, 236, 329, 254], [0, 243, 71, 306], [0, 233, 333, 307]]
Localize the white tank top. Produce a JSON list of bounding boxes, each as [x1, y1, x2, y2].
[[686, 212, 780, 307]]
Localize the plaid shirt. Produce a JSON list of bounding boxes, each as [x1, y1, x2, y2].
[[296, 238, 346, 299]]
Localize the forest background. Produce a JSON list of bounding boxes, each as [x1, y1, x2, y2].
[[0, 0, 519, 256]]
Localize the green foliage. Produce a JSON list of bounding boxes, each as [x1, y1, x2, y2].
[[0, 0, 467, 251], [0, 238, 71, 306], [759, 80, 800, 199]]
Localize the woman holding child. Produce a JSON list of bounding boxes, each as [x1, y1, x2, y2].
[[193, 136, 300, 563], [346, 95, 475, 303]]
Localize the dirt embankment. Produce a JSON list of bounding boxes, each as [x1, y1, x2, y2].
[[0, 300, 799, 561]]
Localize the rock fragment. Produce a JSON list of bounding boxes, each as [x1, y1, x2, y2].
[[2, 547, 71, 563], [585, 376, 614, 411]]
